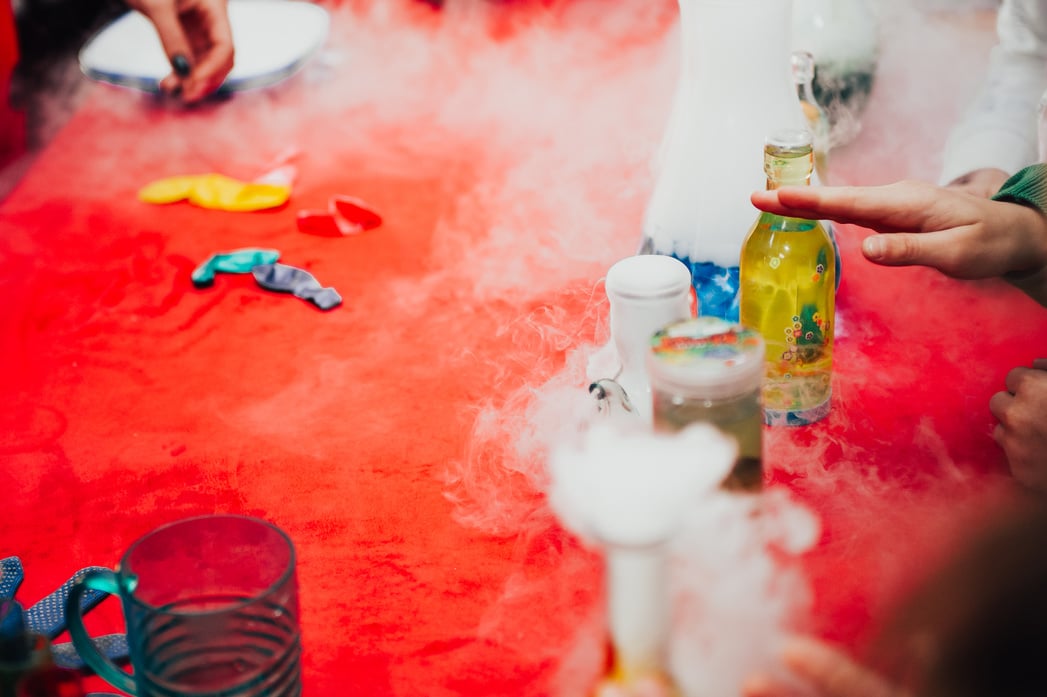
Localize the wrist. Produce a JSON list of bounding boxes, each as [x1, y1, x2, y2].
[[948, 168, 1010, 198], [992, 164, 1047, 214], [999, 204, 1047, 307], [993, 165, 1047, 292]]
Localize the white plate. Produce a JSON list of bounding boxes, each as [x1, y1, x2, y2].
[[79, 0, 330, 93]]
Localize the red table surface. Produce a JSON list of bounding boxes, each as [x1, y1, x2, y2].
[[2, 2, 1045, 695]]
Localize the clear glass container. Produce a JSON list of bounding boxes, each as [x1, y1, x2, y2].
[[646, 317, 766, 491]]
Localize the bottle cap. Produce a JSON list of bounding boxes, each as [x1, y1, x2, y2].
[[766, 127, 813, 152], [646, 317, 765, 400], [605, 254, 692, 302]]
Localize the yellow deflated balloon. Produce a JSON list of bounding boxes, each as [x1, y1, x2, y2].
[[138, 173, 291, 212]]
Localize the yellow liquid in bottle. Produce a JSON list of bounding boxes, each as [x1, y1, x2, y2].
[[740, 214, 835, 425]]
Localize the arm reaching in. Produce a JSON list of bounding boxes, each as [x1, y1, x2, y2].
[[750, 180, 1047, 306], [126, 0, 234, 104]]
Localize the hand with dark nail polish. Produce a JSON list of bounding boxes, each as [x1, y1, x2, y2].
[[126, 0, 235, 104]]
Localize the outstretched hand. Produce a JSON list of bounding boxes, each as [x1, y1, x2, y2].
[[127, 0, 234, 104], [751, 181, 1047, 303]]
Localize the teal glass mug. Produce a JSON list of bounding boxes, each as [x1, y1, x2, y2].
[[66, 515, 301, 696]]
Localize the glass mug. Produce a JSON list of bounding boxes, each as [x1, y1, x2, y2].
[[66, 515, 301, 697]]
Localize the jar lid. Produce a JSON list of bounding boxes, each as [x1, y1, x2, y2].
[[646, 317, 765, 399], [605, 254, 692, 301]]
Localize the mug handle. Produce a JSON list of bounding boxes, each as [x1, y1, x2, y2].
[[65, 569, 137, 696]]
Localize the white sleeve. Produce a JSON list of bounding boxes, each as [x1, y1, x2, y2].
[[939, 0, 1047, 184]]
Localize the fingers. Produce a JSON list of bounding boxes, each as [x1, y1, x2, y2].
[[136, 0, 234, 103], [752, 182, 943, 233], [182, 1, 234, 103], [859, 228, 974, 275], [990, 366, 1029, 430], [989, 390, 1014, 427], [742, 674, 797, 697], [1033, 358, 1047, 371], [991, 367, 1047, 492], [1005, 366, 1035, 395], [158, 73, 182, 96], [750, 188, 844, 223], [861, 233, 918, 266], [750, 189, 822, 220], [781, 637, 899, 697], [138, 1, 195, 94]]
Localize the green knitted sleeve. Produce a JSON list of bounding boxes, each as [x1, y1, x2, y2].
[[992, 163, 1047, 214]]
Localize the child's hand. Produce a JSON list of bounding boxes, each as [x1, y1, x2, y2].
[[991, 358, 1047, 492]]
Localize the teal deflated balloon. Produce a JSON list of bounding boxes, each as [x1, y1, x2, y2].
[[191, 249, 281, 288], [191, 248, 342, 311]]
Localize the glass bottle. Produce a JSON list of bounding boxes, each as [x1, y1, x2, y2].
[[791, 0, 879, 145], [589, 255, 694, 423], [792, 50, 843, 293], [646, 317, 766, 491], [740, 129, 835, 426], [640, 0, 808, 322], [792, 50, 830, 185]]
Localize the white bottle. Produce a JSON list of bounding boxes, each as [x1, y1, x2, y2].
[[640, 0, 808, 321], [589, 254, 694, 423]]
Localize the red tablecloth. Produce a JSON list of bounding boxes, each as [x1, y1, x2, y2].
[[2, 3, 1045, 696]]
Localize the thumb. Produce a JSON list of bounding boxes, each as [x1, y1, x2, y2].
[[141, 3, 194, 77], [862, 233, 942, 269]]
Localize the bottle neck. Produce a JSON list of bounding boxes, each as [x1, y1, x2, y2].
[[766, 172, 812, 191], [763, 139, 814, 191]]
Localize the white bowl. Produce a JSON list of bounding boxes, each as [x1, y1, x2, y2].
[[79, 0, 330, 93]]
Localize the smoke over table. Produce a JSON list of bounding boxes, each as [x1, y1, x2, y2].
[[1, 1, 1041, 695]]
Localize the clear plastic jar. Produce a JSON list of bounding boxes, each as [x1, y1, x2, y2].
[[646, 317, 766, 491]]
